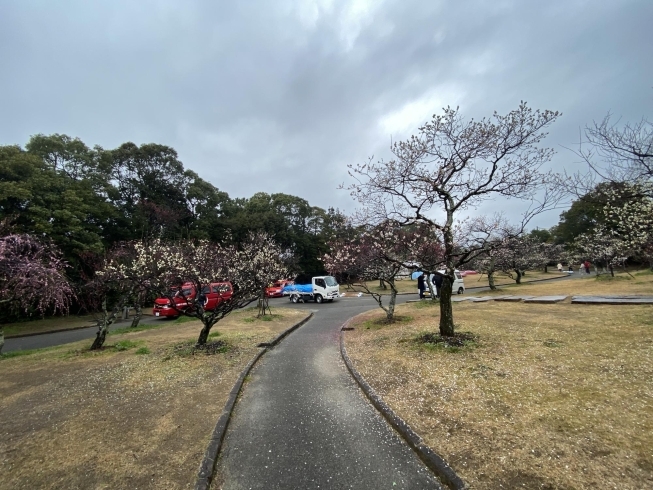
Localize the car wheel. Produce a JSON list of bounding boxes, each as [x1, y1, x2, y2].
[[315, 294, 323, 303], [291, 295, 298, 303], [458, 287, 464, 294]]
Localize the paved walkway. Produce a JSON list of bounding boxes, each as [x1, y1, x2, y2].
[[213, 297, 442, 489]]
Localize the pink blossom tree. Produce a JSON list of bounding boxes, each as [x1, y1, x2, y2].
[[0, 234, 74, 353], [324, 221, 445, 322]]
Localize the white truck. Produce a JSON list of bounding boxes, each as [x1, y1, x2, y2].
[[283, 275, 340, 303]]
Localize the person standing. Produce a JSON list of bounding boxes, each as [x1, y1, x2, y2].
[[584, 260, 591, 274], [417, 273, 426, 299], [433, 273, 443, 298], [557, 263, 563, 272]]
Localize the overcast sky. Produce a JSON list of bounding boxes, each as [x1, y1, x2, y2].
[[2, 0, 652, 228]]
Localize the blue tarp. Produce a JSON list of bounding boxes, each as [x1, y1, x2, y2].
[[282, 284, 313, 294]]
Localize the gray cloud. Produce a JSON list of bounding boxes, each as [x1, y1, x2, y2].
[[2, 0, 652, 228]]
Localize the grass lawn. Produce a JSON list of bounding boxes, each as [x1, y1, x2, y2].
[[0, 307, 310, 490], [343, 270, 653, 489]]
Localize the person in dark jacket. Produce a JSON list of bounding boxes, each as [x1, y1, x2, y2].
[[433, 273, 443, 298], [417, 273, 426, 299]]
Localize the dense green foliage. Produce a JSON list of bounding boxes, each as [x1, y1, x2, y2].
[[1, 134, 347, 279]]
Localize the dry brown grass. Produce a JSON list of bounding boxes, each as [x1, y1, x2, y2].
[[344, 270, 556, 295], [344, 271, 653, 489], [0, 307, 309, 490]]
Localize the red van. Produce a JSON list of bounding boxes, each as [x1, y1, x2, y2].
[[153, 281, 233, 318]]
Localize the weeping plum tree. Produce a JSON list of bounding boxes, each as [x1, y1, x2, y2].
[[347, 103, 561, 336], [0, 234, 74, 353]]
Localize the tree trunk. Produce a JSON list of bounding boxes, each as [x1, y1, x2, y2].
[[386, 288, 397, 322], [0, 329, 4, 355], [439, 275, 454, 336], [514, 269, 522, 284], [544, 264, 548, 273], [196, 319, 213, 346], [379, 278, 387, 290], [609, 264, 614, 277], [258, 291, 271, 317], [130, 304, 142, 328], [488, 257, 496, 290], [90, 297, 123, 350]]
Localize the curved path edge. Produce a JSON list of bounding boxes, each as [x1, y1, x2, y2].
[[339, 317, 468, 490], [194, 312, 314, 490]]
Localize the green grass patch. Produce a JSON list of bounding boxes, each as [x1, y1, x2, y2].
[[595, 274, 633, 282], [208, 331, 222, 339], [109, 322, 169, 336], [114, 340, 142, 351], [134, 347, 150, 355], [412, 299, 441, 309], [0, 344, 63, 360], [242, 314, 283, 323], [173, 315, 200, 324]]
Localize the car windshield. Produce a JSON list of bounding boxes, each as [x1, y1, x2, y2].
[[324, 276, 338, 287], [201, 286, 210, 294], [181, 288, 193, 297], [214, 284, 231, 293], [272, 282, 282, 288]]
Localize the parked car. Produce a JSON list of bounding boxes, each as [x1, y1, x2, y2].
[[200, 281, 234, 309], [265, 280, 294, 298], [153, 281, 234, 318], [153, 282, 196, 318]]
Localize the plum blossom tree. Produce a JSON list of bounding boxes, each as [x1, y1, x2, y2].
[[152, 233, 287, 346], [602, 182, 653, 270], [90, 240, 171, 349], [323, 221, 442, 322], [0, 234, 74, 353], [347, 103, 561, 336], [573, 226, 633, 276], [493, 235, 550, 284]]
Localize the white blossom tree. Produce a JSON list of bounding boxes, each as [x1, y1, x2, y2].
[[89, 233, 287, 349], [573, 226, 633, 276], [348, 102, 562, 337]]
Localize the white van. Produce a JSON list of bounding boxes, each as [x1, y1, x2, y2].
[[418, 270, 465, 296]]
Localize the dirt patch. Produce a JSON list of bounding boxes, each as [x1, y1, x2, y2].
[[343, 273, 653, 489], [414, 331, 477, 348], [0, 307, 309, 490]]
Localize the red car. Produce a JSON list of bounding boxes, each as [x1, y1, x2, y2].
[[153, 281, 233, 318], [265, 280, 294, 298]]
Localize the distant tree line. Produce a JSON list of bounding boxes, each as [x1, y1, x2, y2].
[[0, 133, 350, 322]]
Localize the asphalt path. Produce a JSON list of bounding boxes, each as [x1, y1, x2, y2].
[[2, 314, 168, 353], [213, 294, 444, 490]]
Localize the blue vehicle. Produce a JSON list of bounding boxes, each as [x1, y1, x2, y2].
[[282, 276, 340, 303]]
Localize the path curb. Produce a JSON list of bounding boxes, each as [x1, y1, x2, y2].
[[194, 312, 314, 490], [339, 319, 467, 490]]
